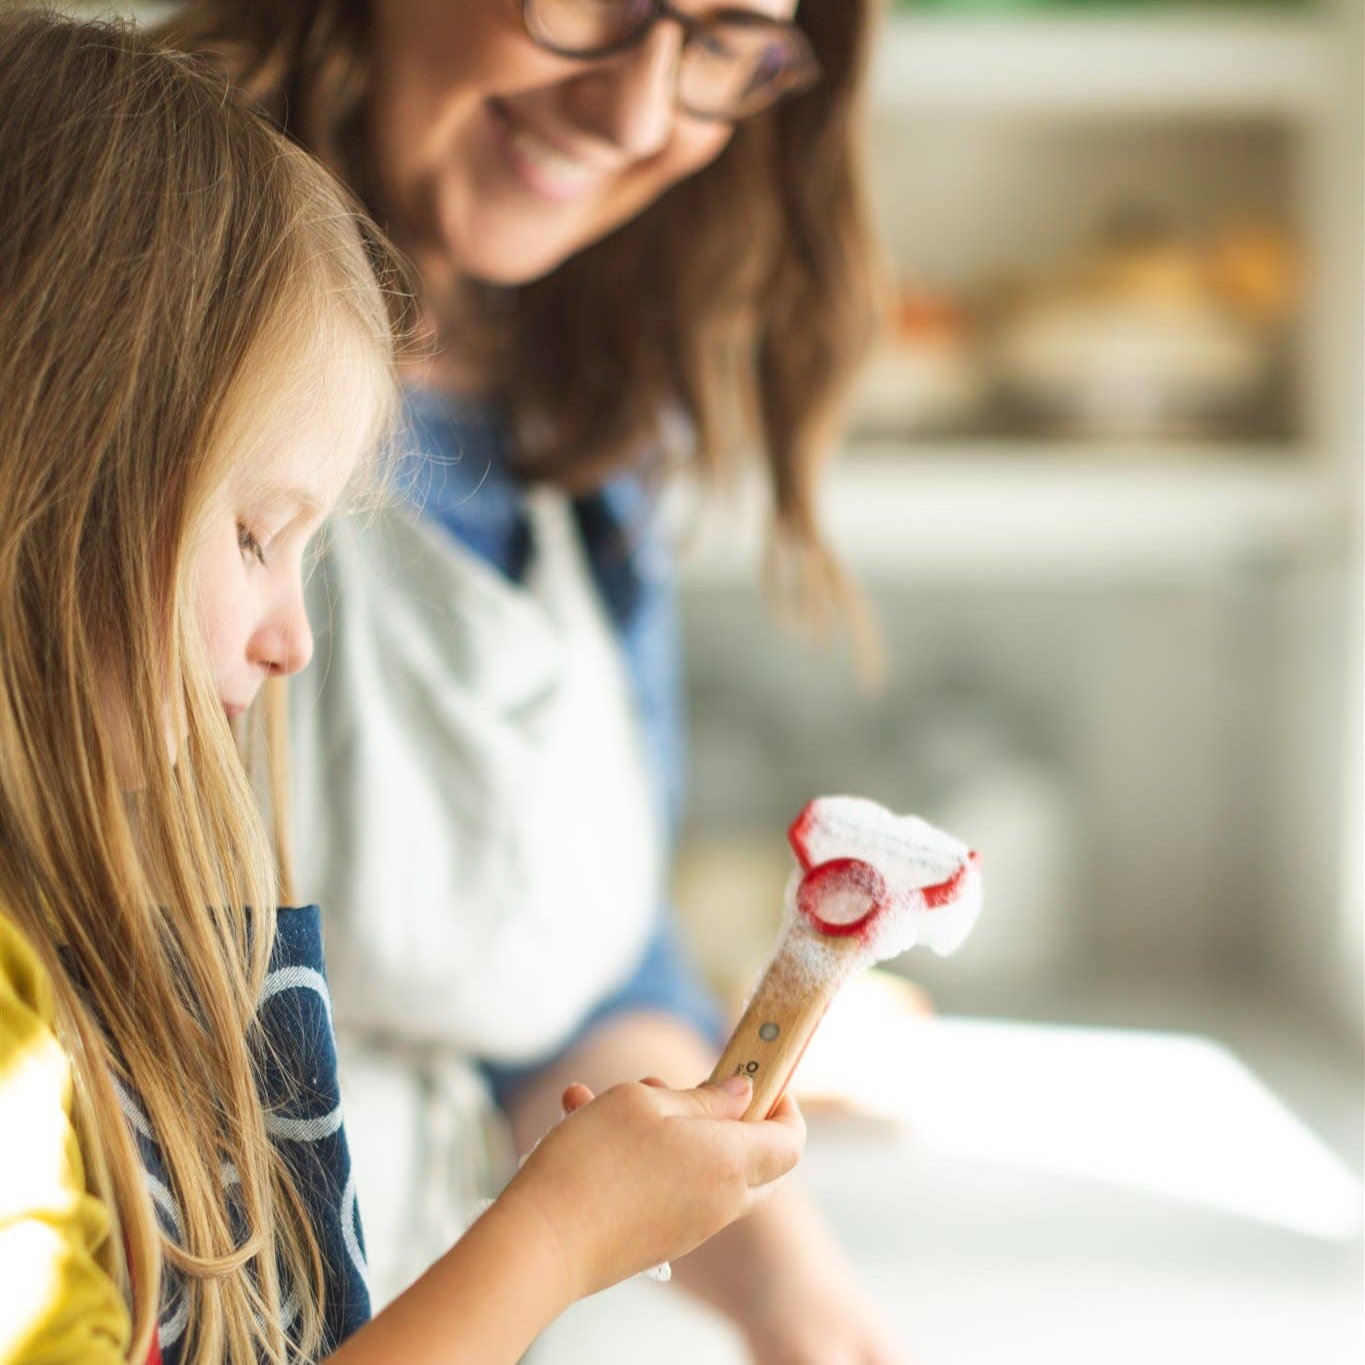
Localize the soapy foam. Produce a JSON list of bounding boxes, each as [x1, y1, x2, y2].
[[772, 871, 870, 991], [790, 795, 968, 887], [781, 797, 983, 972], [795, 858, 887, 934]]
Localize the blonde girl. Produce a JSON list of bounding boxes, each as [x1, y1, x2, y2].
[[0, 12, 802, 1365]]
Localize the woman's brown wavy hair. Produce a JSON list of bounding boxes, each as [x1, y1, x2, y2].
[[158, 0, 884, 626]]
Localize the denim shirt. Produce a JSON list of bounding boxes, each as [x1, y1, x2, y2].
[[399, 389, 723, 1100]]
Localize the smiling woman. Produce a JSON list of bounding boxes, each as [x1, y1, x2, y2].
[[364, 0, 819, 284], [161, 0, 879, 510], [155, 3, 895, 1361]]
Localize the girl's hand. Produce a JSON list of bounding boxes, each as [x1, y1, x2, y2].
[[499, 1075, 805, 1301]]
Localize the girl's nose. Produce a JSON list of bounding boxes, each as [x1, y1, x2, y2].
[[251, 587, 314, 678], [564, 27, 680, 159]]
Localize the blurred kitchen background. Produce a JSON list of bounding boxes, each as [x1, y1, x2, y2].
[[86, 1, 1365, 1361], [568, 2, 1365, 1362]]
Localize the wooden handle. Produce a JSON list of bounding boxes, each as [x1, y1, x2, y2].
[[709, 935, 862, 1121]]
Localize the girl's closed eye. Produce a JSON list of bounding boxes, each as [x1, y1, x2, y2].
[[237, 521, 267, 566]]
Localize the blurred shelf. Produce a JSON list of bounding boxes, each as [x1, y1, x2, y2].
[[872, 12, 1339, 118], [676, 442, 1347, 587]]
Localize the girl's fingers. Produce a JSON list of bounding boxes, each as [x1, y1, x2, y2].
[[740, 1123, 804, 1189], [560, 1082, 595, 1115], [764, 1090, 806, 1137], [738, 1106, 806, 1188], [682, 1076, 753, 1120]]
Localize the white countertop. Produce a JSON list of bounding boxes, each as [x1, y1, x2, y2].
[[531, 1018, 1363, 1365]]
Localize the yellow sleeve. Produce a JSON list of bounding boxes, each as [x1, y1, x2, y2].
[[0, 916, 132, 1364]]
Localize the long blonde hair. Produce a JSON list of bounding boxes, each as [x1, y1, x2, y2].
[[0, 12, 399, 1362], [158, 0, 884, 627]]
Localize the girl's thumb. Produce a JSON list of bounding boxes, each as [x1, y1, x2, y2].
[[694, 1073, 752, 1116]]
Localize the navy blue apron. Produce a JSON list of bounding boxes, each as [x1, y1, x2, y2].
[[117, 907, 370, 1361]]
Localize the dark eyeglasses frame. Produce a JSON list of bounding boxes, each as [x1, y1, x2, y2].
[[520, 0, 821, 122]]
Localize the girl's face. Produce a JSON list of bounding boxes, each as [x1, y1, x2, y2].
[[367, 0, 797, 286], [193, 364, 377, 720]]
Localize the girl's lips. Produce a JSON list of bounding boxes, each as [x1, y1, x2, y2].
[[485, 100, 612, 204]]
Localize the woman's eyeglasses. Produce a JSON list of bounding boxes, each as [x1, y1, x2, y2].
[[522, 0, 821, 121]]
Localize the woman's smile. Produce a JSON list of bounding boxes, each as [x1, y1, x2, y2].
[[368, 0, 736, 284], [485, 98, 616, 204]]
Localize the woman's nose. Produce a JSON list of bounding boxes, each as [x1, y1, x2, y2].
[[565, 27, 680, 159], [251, 587, 314, 678]]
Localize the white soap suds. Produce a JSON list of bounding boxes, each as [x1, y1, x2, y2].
[[792, 795, 967, 888], [785, 796, 983, 966]]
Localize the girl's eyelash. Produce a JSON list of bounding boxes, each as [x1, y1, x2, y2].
[[237, 522, 267, 566]]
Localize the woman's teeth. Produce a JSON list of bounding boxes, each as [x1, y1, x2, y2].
[[504, 121, 601, 196]]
